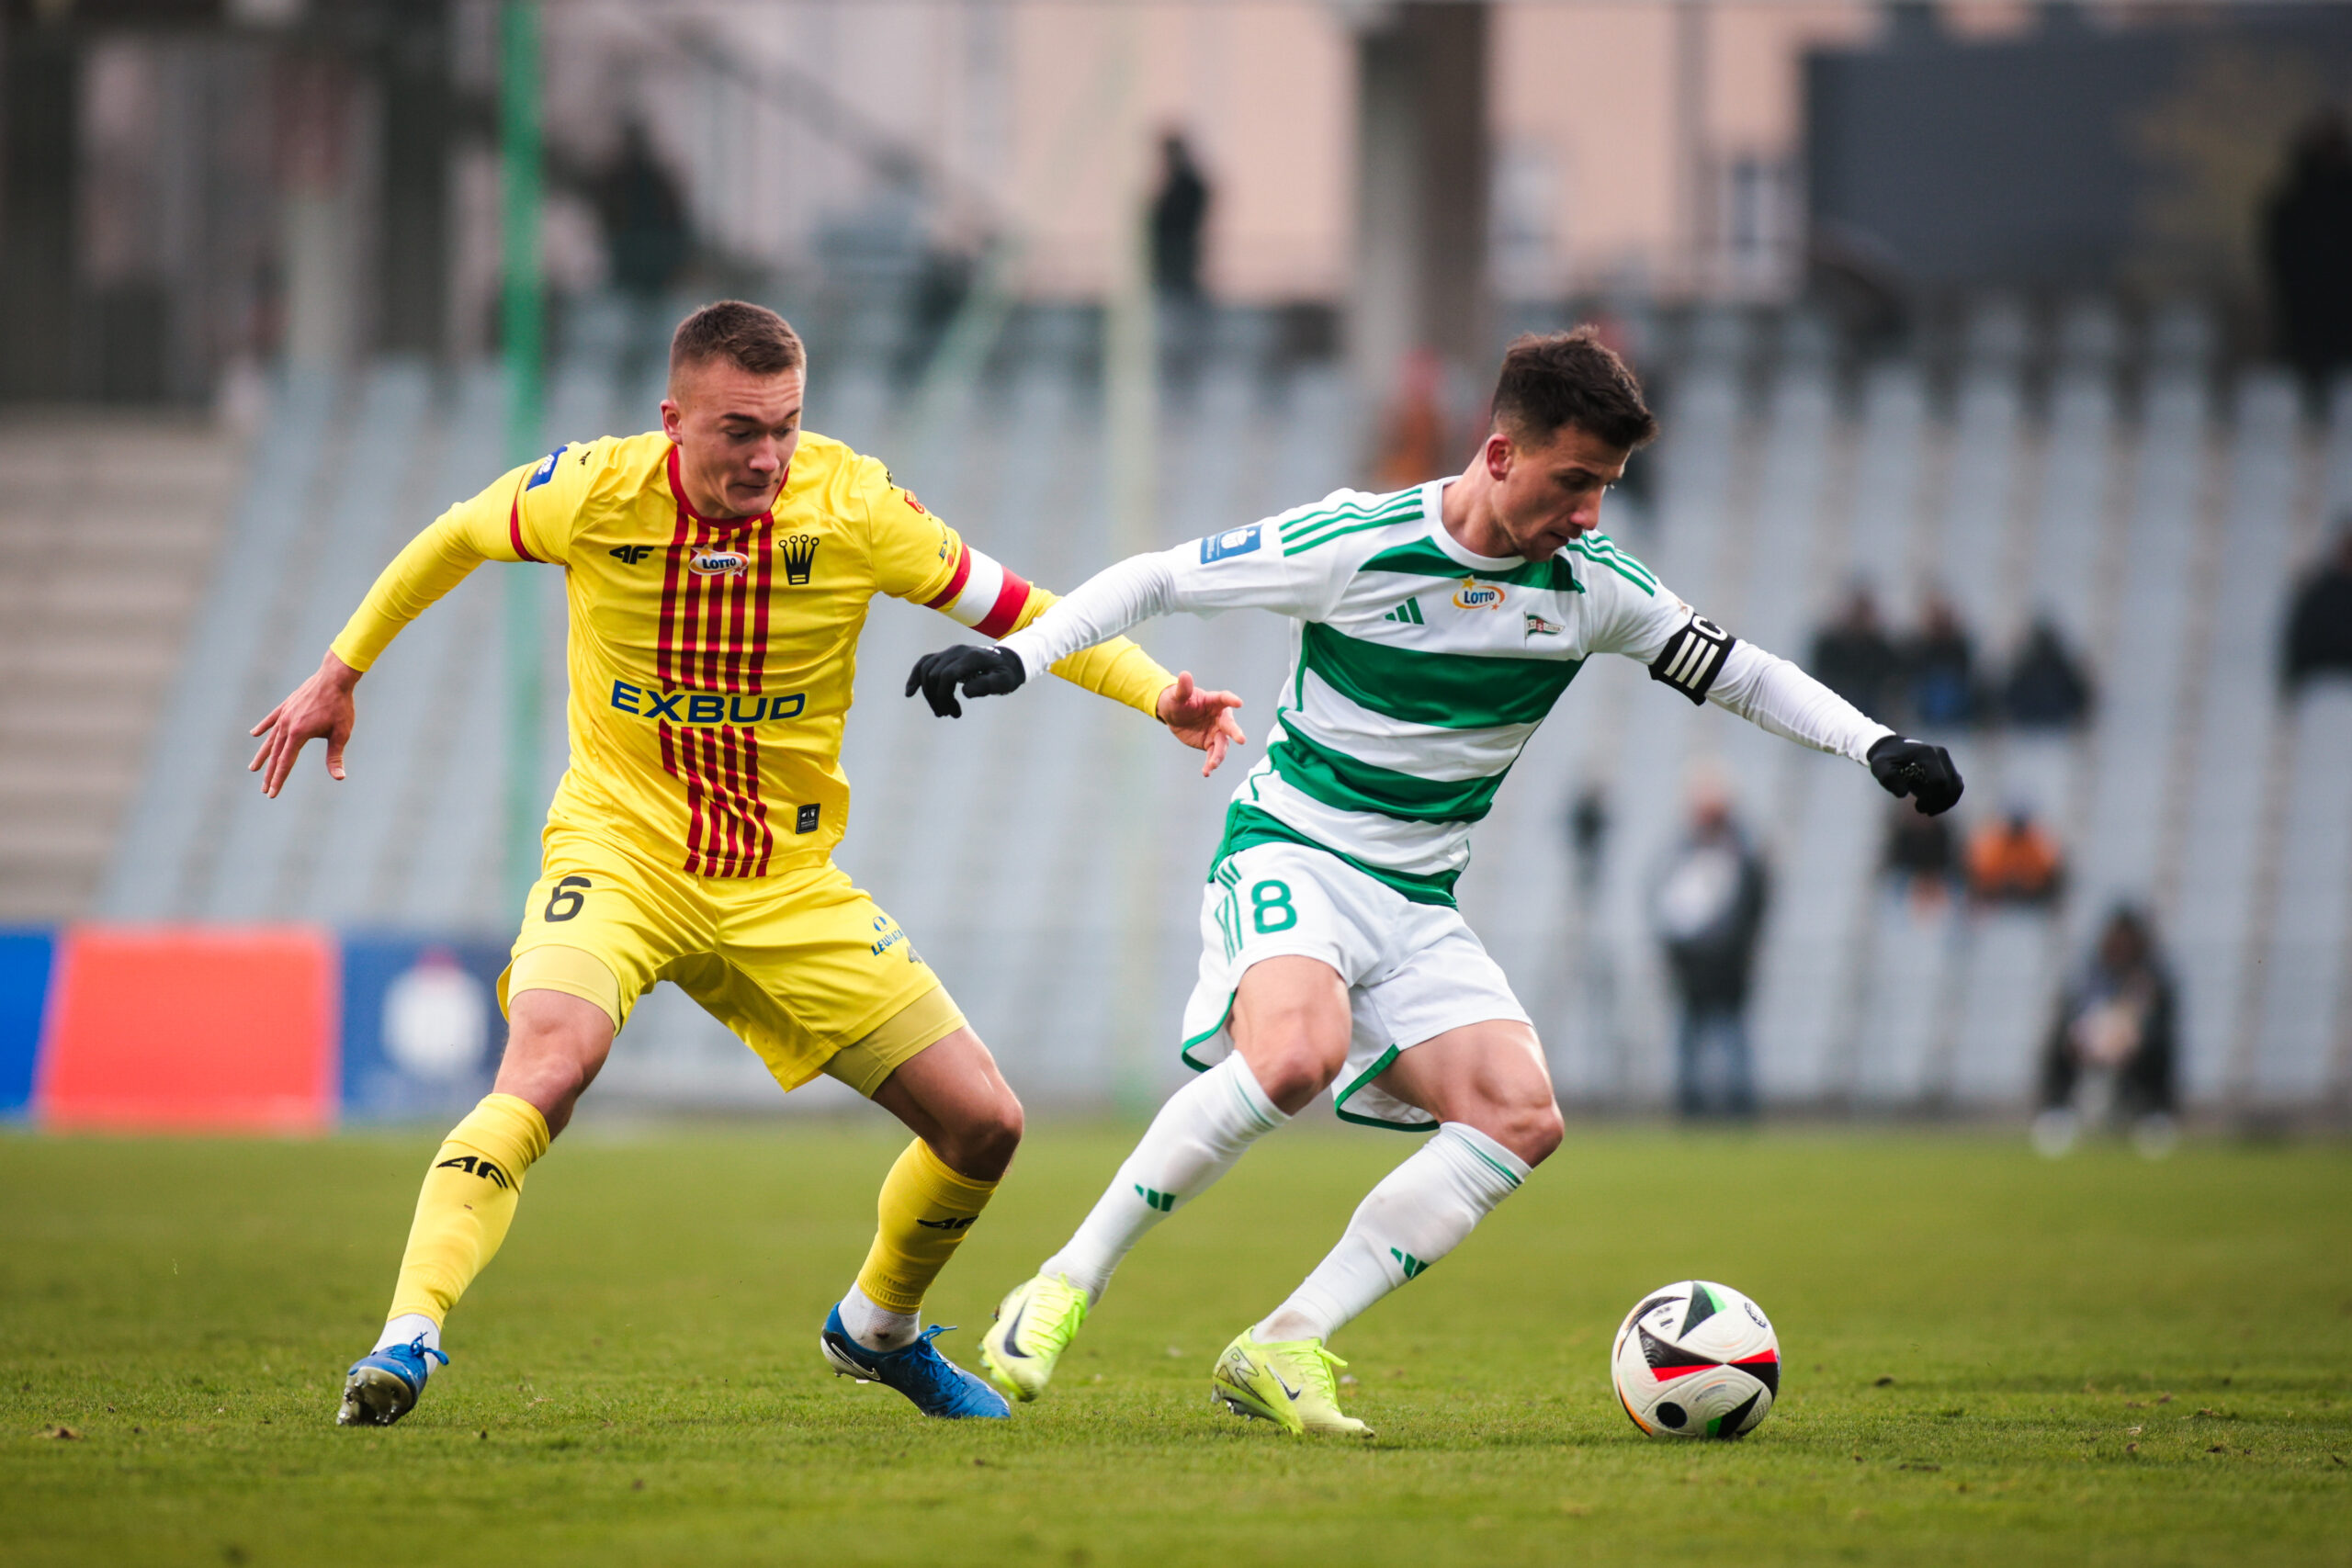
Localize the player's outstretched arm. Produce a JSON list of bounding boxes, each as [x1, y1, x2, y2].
[[249, 651, 360, 798], [905, 647, 1244, 776], [906, 545, 1247, 775], [248, 449, 571, 798], [1640, 612, 1962, 816]]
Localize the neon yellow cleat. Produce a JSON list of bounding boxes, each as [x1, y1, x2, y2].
[[1209, 1331, 1373, 1438], [977, 1272, 1091, 1402]]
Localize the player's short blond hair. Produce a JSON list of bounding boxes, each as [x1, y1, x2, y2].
[[670, 299, 806, 380]]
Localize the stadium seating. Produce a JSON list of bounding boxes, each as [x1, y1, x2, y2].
[[25, 306, 2344, 1121]]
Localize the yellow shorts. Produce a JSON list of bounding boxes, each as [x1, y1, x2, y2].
[[500, 829, 966, 1099]]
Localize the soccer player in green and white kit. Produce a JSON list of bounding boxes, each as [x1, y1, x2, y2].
[[906, 330, 1962, 1436]]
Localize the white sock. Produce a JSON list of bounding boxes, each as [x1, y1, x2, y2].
[[1255, 1122, 1530, 1344], [1040, 1054, 1287, 1302], [373, 1313, 442, 1358], [838, 1280, 921, 1353]]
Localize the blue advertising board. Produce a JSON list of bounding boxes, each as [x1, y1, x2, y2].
[[0, 929, 54, 1117], [338, 935, 512, 1122]]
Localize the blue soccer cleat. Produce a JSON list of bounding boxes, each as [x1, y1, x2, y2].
[[819, 1306, 1011, 1419], [335, 1336, 447, 1427]]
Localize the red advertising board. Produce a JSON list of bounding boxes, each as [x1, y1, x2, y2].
[[37, 927, 338, 1132]]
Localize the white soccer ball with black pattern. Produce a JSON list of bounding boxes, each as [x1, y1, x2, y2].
[[1610, 1280, 1780, 1439]]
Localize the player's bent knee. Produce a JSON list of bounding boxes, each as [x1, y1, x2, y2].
[[496, 989, 616, 1134], [939, 1089, 1023, 1180], [1246, 1033, 1348, 1113], [1461, 1095, 1562, 1168]]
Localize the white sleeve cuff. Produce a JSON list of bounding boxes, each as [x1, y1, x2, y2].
[[1705, 638, 1894, 765]]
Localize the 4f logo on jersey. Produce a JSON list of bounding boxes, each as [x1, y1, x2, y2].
[[435, 1154, 512, 1189], [780, 533, 819, 585], [689, 547, 749, 577], [1453, 577, 1507, 610], [608, 544, 655, 565], [1201, 524, 1261, 563]]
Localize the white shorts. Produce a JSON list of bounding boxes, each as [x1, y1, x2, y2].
[[1178, 839, 1531, 1131]]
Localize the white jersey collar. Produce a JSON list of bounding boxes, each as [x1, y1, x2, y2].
[[1419, 476, 1526, 574]]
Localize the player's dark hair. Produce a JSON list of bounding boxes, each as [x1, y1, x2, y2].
[[1489, 327, 1658, 451], [669, 299, 806, 380]]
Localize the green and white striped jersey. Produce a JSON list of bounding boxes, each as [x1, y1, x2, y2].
[[1163, 478, 1694, 895]]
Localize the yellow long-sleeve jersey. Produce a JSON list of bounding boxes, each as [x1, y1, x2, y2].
[[331, 429, 1173, 877]]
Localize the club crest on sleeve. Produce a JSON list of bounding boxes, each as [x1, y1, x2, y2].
[[1453, 578, 1506, 610], [1201, 525, 1262, 563], [780, 533, 819, 585], [901, 491, 927, 514], [688, 547, 749, 578]]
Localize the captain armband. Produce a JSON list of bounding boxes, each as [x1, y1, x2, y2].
[[1648, 614, 1736, 705]]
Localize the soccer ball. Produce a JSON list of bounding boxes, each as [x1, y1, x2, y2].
[[1610, 1280, 1780, 1439]]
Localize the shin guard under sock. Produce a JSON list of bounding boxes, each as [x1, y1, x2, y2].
[[385, 1092, 551, 1329]]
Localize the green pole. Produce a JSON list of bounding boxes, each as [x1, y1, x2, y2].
[[502, 0, 545, 919]]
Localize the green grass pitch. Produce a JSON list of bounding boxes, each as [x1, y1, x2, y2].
[[3, 1122, 2347, 1566]]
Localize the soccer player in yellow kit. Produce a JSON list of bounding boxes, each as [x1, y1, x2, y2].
[[249, 300, 1244, 1426]]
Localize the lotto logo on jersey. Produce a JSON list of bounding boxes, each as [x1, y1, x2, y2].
[[689, 548, 749, 577], [1453, 578, 1507, 610], [1201, 525, 1262, 563]]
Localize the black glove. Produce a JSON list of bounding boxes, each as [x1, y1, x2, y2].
[[1868, 734, 1964, 817], [905, 644, 1027, 718]]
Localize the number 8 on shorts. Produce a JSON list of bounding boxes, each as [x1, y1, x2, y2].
[[1250, 880, 1296, 934]]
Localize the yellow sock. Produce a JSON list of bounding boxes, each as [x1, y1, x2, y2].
[[854, 1139, 1000, 1315], [385, 1093, 551, 1326]]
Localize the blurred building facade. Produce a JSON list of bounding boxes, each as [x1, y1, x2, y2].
[[20, 2, 2352, 410]]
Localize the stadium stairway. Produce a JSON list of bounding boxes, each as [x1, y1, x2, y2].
[[0, 412, 248, 922]]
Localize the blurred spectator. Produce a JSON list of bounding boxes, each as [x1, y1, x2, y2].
[[2000, 615, 2093, 728], [1883, 798, 1955, 908], [593, 121, 690, 303], [1651, 779, 1769, 1119], [1566, 785, 1609, 897], [1965, 807, 2064, 907], [1810, 584, 1901, 723], [2283, 526, 2352, 690], [1149, 132, 1211, 302], [1372, 347, 1448, 490], [2033, 908, 2177, 1159], [1903, 588, 1978, 728], [2262, 108, 2352, 394]]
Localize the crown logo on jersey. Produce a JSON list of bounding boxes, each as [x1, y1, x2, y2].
[[780, 533, 820, 585]]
